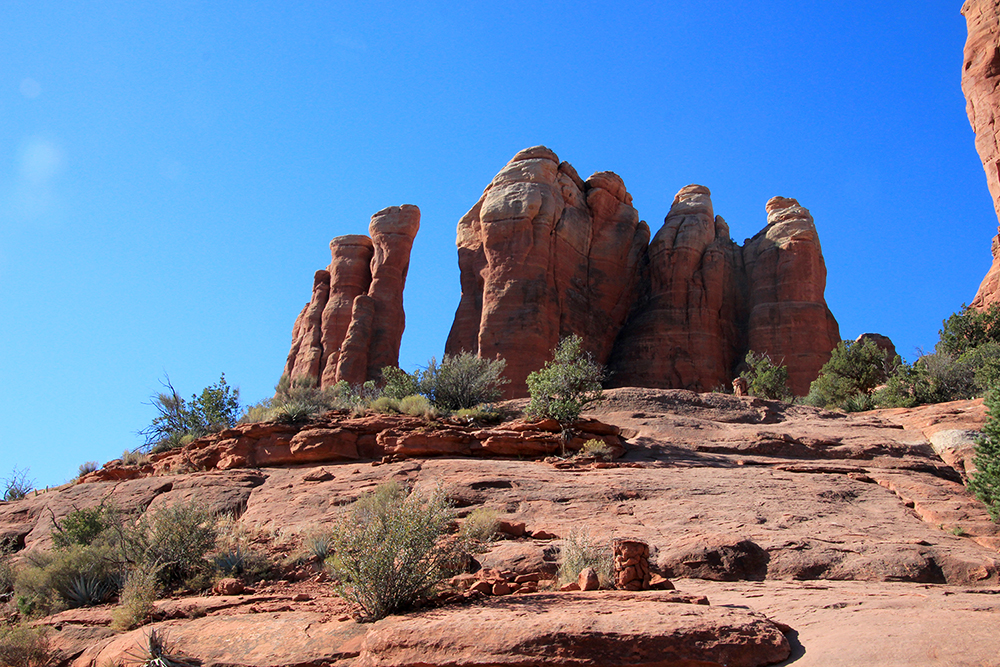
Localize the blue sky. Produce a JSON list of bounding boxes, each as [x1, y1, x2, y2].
[[1, 1, 993, 488]]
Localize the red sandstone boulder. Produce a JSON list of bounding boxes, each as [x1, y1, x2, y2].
[[284, 206, 419, 388]]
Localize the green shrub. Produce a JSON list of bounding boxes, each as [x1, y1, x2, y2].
[[15, 542, 120, 613], [3, 467, 33, 502], [740, 351, 792, 401], [557, 530, 612, 587], [327, 482, 469, 621], [420, 353, 509, 411], [380, 366, 422, 400], [0, 624, 51, 667], [369, 396, 401, 414], [806, 339, 898, 410], [140, 374, 241, 451], [111, 566, 158, 631], [52, 504, 116, 549], [399, 394, 436, 418], [937, 303, 1000, 357], [969, 388, 1000, 522], [129, 503, 218, 590], [526, 335, 605, 424]]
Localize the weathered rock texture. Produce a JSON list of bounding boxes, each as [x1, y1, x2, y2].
[[448, 147, 840, 396], [446, 146, 649, 396], [962, 0, 1000, 309], [284, 205, 419, 387]]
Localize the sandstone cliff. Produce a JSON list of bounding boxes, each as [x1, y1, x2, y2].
[[284, 205, 419, 387], [450, 148, 840, 396], [962, 0, 1000, 309]]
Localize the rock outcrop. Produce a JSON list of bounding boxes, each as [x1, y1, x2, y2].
[[284, 205, 419, 387], [448, 148, 839, 396], [446, 147, 649, 397], [962, 0, 1000, 309]]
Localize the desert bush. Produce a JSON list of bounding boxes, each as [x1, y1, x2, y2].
[[420, 353, 509, 411], [3, 467, 34, 502], [209, 515, 269, 580], [969, 387, 1000, 523], [399, 394, 435, 418], [0, 624, 51, 667], [937, 303, 1000, 357], [121, 449, 149, 466], [557, 530, 612, 588], [130, 504, 218, 590], [740, 351, 792, 401], [140, 374, 240, 452], [380, 366, 422, 400], [579, 438, 613, 461], [460, 507, 499, 544], [77, 462, 99, 478], [806, 339, 899, 410], [52, 504, 116, 549], [369, 396, 401, 414], [15, 542, 120, 613], [327, 481, 469, 621], [526, 335, 605, 424], [0, 540, 15, 598], [110, 566, 158, 631], [452, 406, 505, 424]]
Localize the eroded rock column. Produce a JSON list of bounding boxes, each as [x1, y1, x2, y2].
[[613, 538, 651, 591]]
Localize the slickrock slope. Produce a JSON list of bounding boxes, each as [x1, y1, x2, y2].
[[962, 0, 1000, 309], [445, 146, 649, 396], [3, 391, 1000, 667], [284, 205, 419, 387]]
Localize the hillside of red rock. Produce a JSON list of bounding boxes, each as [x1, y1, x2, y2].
[[2, 389, 999, 667]]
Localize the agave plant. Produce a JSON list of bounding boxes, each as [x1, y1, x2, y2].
[[212, 544, 248, 576], [127, 628, 199, 667], [61, 571, 117, 608]]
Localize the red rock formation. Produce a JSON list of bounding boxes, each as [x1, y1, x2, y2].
[[449, 149, 839, 396], [743, 197, 841, 395], [284, 206, 419, 387], [445, 147, 649, 397], [962, 0, 1000, 309], [608, 185, 747, 391]]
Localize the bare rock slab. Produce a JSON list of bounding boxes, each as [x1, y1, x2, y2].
[[354, 591, 790, 667]]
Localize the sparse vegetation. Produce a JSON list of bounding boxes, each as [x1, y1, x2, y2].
[[579, 438, 613, 461], [460, 507, 500, 544], [0, 624, 51, 667], [1, 540, 15, 600], [969, 387, 1000, 523], [3, 467, 34, 502], [140, 374, 241, 453], [557, 530, 612, 588], [526, 335, 605, 424], [111, 566, 159, 631], [740, 351, 792, 401], [77, 461, 99, 478], [326, 481, 471, 621]]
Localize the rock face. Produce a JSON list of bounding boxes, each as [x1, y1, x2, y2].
[[446, 147, 650, 397], [742, 197, 842, 394], [448, 147, 840, 396], [962, 0, 1000, 309], [284, 205, 419, 387]]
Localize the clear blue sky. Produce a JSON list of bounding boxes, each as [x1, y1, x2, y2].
[[1, 1, 993, 488]]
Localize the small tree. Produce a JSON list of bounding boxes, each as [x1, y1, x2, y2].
[[969, 388, 1000, 522], [526, 335, 605, 424], [806, 340, 898, 410], [937, 303, 1000, 357], [140, 375, 240, 451], [740, 351, 792, 401]]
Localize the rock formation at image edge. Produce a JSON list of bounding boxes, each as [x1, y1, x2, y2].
[[962, 0, 1000, 309], [284, 205, 419, 387], [446, 147, 841, 396]]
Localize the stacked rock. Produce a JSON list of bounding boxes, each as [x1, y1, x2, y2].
[[613, 538, 651, 590]]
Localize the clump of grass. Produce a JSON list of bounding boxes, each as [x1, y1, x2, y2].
[[557, 530, 612, 588], [300, 529, 336, 561], [111, 566, 159, 631], [77, 461, 99, 478], [399, 395, 437, 418], [578, 439, 613, 461], [122, 449, 150, 466], [951, 525, 969, 537], [460, 507, 499, 544]]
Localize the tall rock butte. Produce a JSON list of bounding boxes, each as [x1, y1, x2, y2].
[[962, 0, 1000, 309], [449, 147, 840, 396], [284, 205, 419, 387]]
